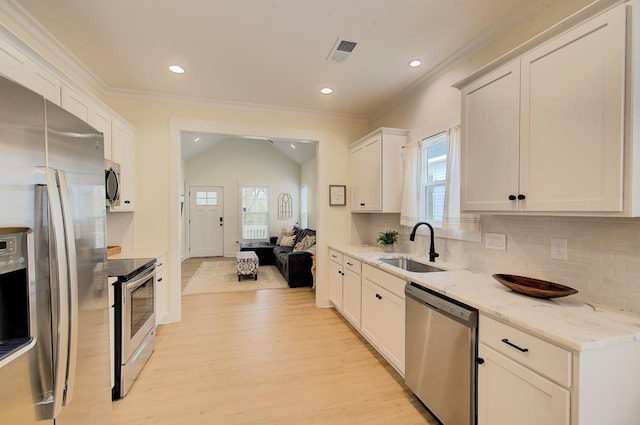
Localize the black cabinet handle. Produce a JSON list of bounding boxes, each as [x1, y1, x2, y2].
[[508, 195, 516, 201], [517, 194, 526, 200], [375, 294, 382, 300], [346, 262, 353, 266], [124, 200, 131, 204], [501, 338, 529, 353], [477, 358, 485, 365], [157, 277, 163, 282], [360, 203, 365, 206]]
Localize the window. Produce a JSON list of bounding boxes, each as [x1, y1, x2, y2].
[[241, 186, 269, 240], [196, 191, 218, 206], [422, 132, 448, 224], [416, 125, 480, 241]]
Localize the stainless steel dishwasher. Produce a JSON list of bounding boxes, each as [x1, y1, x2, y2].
[[405, 282, 478, 425]]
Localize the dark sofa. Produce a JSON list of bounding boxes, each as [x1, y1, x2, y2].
[[273, 228, 316, 288]]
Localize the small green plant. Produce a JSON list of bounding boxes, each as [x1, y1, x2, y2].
[[377, 229, 400, 247]]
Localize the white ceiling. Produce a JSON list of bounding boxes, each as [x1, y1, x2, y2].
[[181, 132, 317, 165], [12, 0, 545, 118]]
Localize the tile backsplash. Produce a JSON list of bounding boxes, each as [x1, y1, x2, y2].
[[353, 213, 640, 314]]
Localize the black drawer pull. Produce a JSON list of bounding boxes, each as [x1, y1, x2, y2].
[[360, 203, 365, 206], [517, 194, 526, 200], [508, 194, 516, 201], [346, 262, 353, 266], [501, 338, 529, 353]]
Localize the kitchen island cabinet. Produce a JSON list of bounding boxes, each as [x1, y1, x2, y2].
[[459, 4, 627, 215]]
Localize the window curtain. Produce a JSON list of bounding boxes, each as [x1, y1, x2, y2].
[[443, 126, 479, 230], [400, 142, 421, 227]]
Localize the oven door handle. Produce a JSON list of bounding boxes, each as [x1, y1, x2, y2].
[[126, 267, 155, 292]]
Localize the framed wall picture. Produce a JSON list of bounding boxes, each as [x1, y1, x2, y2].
[[329, 185, 346, 206]]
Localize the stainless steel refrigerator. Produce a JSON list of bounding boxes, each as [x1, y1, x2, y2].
[[0, 75, 111, 424]]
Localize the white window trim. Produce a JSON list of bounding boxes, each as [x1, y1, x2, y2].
[[410, 114, 481, 243], [240, 184, 270, 241]]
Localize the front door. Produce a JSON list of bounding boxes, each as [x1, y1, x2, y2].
[[189, 186, 224, 257]]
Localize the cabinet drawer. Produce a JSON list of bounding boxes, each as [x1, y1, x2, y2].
[[343, 255, 361, 275], [329, 249, 343, 264], [362, 263, 405, 298], [480, 315, 571, 387]]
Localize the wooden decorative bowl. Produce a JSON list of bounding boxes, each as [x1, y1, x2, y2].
[[492, 274, 578, 299]]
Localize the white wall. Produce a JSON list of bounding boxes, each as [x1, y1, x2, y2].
[[301, 157, 317, 229], [185, 137, 301, 256]]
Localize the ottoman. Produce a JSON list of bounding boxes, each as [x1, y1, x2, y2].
[[236, 251, 259, 281]]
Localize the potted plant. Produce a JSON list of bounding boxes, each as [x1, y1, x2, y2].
[[377, 229, 400, 253]]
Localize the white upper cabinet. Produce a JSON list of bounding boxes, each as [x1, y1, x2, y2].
[[519, 6, 626, 212], [61, 84, 115, 160], [459, 4, 628, 215], [461, 60, 521, 211], [350, 128, 408, 213], [110, 119, 136, 212], [0, 38, 61, 104]]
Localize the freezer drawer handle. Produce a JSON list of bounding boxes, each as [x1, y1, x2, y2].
[[501, 338, 529, 353]]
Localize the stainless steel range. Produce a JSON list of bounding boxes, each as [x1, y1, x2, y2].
[[108, 258, 156, 399]]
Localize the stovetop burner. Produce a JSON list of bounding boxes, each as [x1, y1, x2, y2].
[[107, 258, 155, 280]]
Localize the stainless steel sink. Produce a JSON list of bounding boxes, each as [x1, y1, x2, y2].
[[378, 257, 445, 273]]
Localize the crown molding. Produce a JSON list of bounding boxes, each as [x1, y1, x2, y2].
[[1, 0, 108, 93]]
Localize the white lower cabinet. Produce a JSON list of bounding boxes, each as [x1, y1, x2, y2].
[[478, 314, 571, 425], [478, 344, 570, 425], [155, 254, 167, 325], [328, 250, 344, 310], [342, 257, 362, 328], [361, 276, 405, 375]]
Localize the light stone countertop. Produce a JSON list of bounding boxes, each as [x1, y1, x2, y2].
[[330, 244, 640, 352], [107, 249, 167, 261]]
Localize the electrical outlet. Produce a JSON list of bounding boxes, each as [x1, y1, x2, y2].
[[485, 232, 506, 251], [550, 238, 567, 260]]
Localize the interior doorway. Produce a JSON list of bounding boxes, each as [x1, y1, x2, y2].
[[189, 185, 224, 257]]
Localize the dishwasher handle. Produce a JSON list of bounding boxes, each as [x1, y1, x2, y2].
[[405, 282, 477, 328]]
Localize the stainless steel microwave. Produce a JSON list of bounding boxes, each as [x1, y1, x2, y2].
[[105, 160, 121, 207]]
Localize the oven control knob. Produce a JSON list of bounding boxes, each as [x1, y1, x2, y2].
[[477, 358, 485, 365]]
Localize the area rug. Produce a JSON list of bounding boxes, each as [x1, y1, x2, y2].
[[182, 259, 288, 295]]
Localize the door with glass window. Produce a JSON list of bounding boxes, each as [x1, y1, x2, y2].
[[189, 186, 224, 257]]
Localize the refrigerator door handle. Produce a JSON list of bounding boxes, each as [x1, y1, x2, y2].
[[56, 170, 78, 406], [44, 168, 70, 420]]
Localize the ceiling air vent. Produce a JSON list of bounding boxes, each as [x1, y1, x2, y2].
[[327, 38, 358, 63]]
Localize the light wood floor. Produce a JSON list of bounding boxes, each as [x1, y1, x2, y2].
[[112, 260, 437, 425]]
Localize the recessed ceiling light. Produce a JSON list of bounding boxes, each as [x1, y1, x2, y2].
[[290, 143, 297, 149], [320, 87, 333, 95], [409, 60, 422, 68], [169, 65, 185, 74], [194, 137, 200, 143]]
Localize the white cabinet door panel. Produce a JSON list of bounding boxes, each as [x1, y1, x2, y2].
[[329, 260, 343, 310], [342, 269, 361, 328], [461, 60, 521, 211], [478, 344, 570, 425], [520, 5, 626, 212]]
